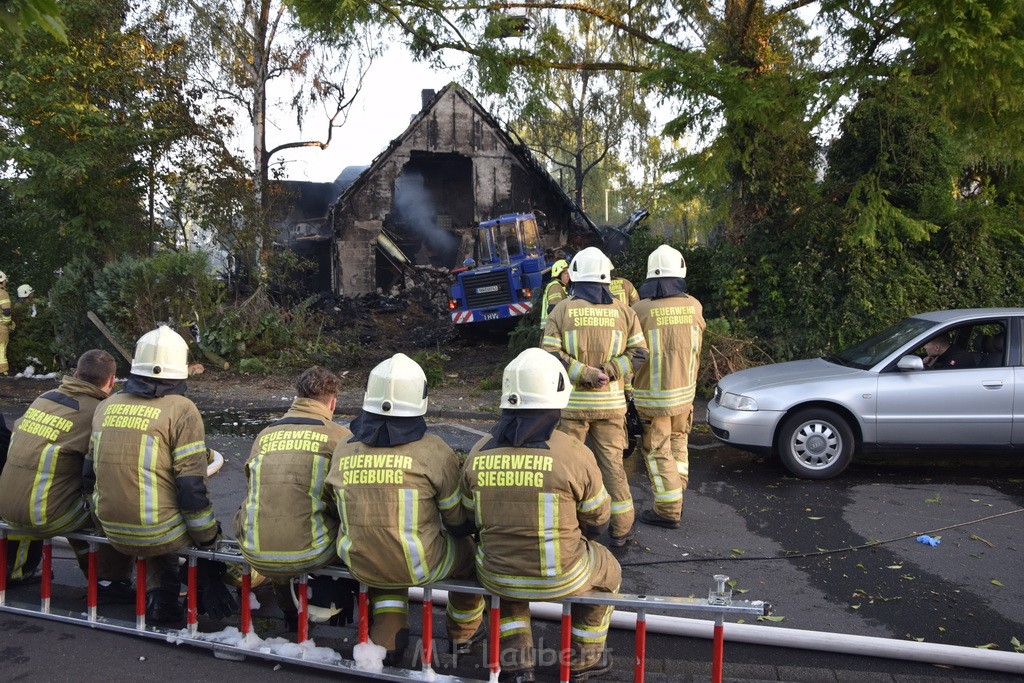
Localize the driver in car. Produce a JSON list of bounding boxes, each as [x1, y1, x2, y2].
[[922, 334, 973, 369]]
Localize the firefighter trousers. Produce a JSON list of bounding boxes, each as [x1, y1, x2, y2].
[[497, 542, 621, 672], [558, 413, 634, 538], [368, 536, 484, 651], [66, 537, 134, 581], [640, 405, 694, 521]]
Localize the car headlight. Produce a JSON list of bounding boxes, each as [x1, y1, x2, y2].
[[719, 392, 758, 411]]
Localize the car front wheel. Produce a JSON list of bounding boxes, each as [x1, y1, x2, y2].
[[776, 408, 854, 479]]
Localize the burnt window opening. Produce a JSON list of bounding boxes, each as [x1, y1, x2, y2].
[[388, 153, 473, 272]]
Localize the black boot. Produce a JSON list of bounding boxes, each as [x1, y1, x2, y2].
[[146, 568, 184, 623], [145, 588, 184, 623], [383, 627, 409, 666]]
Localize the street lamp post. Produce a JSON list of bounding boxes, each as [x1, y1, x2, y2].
[[605, 188, 611, 223]]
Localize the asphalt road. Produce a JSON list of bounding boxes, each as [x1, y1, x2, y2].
[[1, 404, 1023, 681]]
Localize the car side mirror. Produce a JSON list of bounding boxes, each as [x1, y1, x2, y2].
[[897, 355, 925, 371]]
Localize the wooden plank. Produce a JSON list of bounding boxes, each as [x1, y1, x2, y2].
[[86, 311, 133, 364]]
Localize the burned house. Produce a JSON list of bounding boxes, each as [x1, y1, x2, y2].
[[326, 83, 596, 296], [268, 167, 366, 294]]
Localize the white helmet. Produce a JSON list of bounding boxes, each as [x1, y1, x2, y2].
[[17, 284, 34, 299], [569, 247, 613, 283], [646, 244, 687, 279], [362, 353, 428, 417], [131, 326, 189, 379], [0, 271, 7, 285], [501, 348, 570, 410]]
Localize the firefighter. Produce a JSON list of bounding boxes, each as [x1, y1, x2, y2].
[[0, 271, 11, 375], [537, 259, 570, 331], [632, 245, 706, 527], [462, 348, 621, 683], [542, 247, 648, 547], [609, 264, 641, 456], [86, 326, 236, 623], [327, 353, 485, 663], [0, 350, 135, 596], [234, 365, 355, 626], [609, 273, 639, 307], [16, 284, 36, 318]]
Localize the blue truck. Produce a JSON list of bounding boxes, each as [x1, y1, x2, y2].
[[447, 213, 550, 326]]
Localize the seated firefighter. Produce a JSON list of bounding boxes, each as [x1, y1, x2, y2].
[[234, 366, 357, 627], [326, 353, 485, 664], [461, 348, 621, 683], [0, 350, 134, 598], [86, 326, 236, 624]]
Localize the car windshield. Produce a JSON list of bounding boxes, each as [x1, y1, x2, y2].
[[830, 317, 935, 369]]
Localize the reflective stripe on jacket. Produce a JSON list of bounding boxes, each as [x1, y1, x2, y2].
[[0, 286, 11, 324], [541, 297, 647, 419], [461, 429, 610, 600], [0, 376, 106, 537], [631, 294, 706, 417], [89, 392, 217, 555], [538, 279, 567, 330], [328, 434, 465, 588], [234, 398, 351, 577]]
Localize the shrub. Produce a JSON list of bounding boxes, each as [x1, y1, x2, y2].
[[95, 250, 221, 342], [50, 259, 111, 369], [410, 349, 450, 388], [204, 289, 341, 370]]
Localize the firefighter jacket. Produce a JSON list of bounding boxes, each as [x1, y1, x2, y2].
[[538, 279, 568, 330], [461, 429, 610, 600], [327, 434, 466, 588], [88, 389, 218, 556], [541, 297, 647, 420], [234, 398, 351, 578], [610, 277, 639, 306], [0, 285, 11, 326], [0, 376, 107, 537], [631, 293, 706, 417]]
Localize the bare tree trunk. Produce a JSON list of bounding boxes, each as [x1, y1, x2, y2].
[[251, 0, 272, 275]]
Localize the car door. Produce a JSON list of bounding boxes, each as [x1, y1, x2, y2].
[[875, 320, 1014, 446]]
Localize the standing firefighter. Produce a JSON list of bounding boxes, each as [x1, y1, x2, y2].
[[327, 354, 484, 664], [0, 271, 11, 375], [0, 351, 134, 596], [609, 274, 639, 307], [632, 246, 706, 527], [538, 259, 570, 331], [16, 284, 36, 317], [234, 366, 355, 626], [462, 348, 621, 683], [541, 247, 648, 547], [86, 326, 236, 623]]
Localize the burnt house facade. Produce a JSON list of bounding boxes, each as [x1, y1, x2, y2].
[[327, 83, 596, 296]]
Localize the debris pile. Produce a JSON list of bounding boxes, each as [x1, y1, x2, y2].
[[312, 286, 455, 355]]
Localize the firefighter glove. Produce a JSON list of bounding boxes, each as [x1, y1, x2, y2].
[[196, 558, 238, 620]]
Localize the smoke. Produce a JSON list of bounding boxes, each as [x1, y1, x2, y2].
[[393, 170, 459, 264]]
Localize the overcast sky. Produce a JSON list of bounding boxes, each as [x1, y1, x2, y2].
[[269, 49, 465, 185]]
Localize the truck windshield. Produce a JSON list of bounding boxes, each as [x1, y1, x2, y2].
[[477, 226, 497, 264], [518, 217, 542, 258]]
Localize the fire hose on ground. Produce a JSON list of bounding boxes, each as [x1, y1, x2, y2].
[[405, 588, 1024, 677]]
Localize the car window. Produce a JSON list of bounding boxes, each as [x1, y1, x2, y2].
[[914, 321, 1006, 370], [832, 317, 934, 369]]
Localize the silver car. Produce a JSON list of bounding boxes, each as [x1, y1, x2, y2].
[[707, 308, 1022, 479]]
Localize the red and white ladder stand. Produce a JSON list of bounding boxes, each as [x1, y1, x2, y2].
[[0, 524, 768, 682]]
